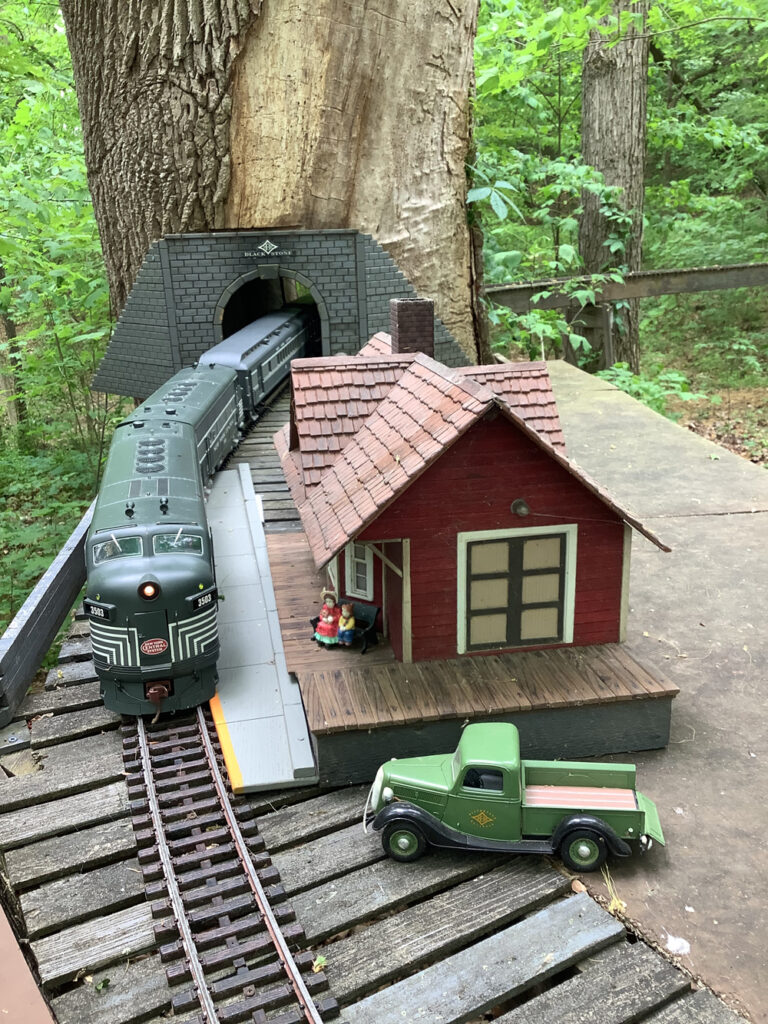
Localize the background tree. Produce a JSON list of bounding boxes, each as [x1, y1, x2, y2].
[[579, 0, 649, 371], [59, 0, 483, 361]]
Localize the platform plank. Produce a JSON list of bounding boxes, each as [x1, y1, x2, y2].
[[297, 643, 678, 737], [496, 940, 690, 1023], [21, 858, 145, 940], [4, 817, 136, 890], [343, 891, 624, 1024], [32, 902, 159, 987], [327, 859, 570, 1005]]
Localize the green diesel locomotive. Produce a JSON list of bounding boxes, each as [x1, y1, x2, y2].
[[84, 304, 319, 716]]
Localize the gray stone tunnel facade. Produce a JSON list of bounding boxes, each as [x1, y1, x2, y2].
[[93, 229, 467, 399]]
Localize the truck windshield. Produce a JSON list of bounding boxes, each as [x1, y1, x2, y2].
[[92, 535, 143, 565], [153, 529, 204, 555]]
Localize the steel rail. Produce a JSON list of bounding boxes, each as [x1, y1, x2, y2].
[[136, 716, 221, 1024], [195, 706, 325, 1024]]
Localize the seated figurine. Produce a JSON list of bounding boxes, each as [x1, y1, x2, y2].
[[314, 590, 341, 647], [337, 603, 356, 646]]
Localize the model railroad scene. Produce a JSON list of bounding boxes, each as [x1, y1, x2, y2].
[[2, 255, 766, 1023], [2, 4, 768, 1024]]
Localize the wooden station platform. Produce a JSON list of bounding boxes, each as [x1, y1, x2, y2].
[[266, 531, 679, 785]]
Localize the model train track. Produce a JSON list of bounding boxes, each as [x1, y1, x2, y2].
[[121, 708, 337, 1024]]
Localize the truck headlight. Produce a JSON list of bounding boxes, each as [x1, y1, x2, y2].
[[382, 786, 394, 804]]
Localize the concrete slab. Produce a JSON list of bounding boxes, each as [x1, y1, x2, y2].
[[208, 466, 318, 793], [549, 361, 768, 1024]]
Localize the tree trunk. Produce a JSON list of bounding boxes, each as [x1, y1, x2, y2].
[[579, 0, 649, 372], [60, 0, 482, 362], [0, 259, 26, 432]]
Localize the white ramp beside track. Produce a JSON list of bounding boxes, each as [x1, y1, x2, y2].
[[207, 465, 318, 792]]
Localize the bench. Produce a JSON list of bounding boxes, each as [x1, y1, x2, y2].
[[310, 599, 380, 655]]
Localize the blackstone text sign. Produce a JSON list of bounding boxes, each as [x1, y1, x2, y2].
[[242, 240, 294, 257]]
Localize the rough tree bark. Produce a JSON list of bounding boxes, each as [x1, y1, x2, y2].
[[579, 0, 649, 372], [0, 259, 26, 431], [60, 0, 483, 361]]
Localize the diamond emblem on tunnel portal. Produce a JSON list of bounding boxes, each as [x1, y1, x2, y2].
[[470, 810, 495, 827], [258, 240, 278, 255]]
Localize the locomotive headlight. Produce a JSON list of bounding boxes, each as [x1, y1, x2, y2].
[[139, 581, 161, 601]]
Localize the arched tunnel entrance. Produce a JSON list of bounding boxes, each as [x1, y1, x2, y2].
[[216, 269, 327, 356]]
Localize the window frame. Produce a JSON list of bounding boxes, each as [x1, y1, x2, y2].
[[456, 525, 577, 655], [345, 541, 374, 601]]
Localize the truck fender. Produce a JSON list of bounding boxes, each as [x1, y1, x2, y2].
[[551, 814, 632, 859], [372, 803, 444, 844]]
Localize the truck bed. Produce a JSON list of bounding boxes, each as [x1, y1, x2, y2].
[[524, 785, 638, 811]]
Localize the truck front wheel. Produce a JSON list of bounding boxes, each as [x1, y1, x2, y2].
[[382, 821, 427, 862], [559, 829, 607, 872]]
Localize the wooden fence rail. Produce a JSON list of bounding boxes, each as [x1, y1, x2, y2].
[[0, 502, 94, 728], [484, 261, 768, 313]]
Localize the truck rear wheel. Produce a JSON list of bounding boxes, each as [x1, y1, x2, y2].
[[382, 821, 427, 862], [560, 829, 607, 872]]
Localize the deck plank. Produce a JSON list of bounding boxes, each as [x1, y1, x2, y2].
[[0, 748, 124, 812], [20, 859, 145, 940], [50, 955, 171, 1024], [327, 859, 570, 1005], [272, 822, 384, 895], [292, 849, 507, 944], [32, 903, 159, 987], [257, 786, 367, 852], [496, 940, 689, 1023], [30, 704, 121, 749], [342, 892, 624, 1024], [0, 781, 130, 852], [16, 681, 103, 719], [5, 818, 136, 890], [642, 989, 745, 1023]]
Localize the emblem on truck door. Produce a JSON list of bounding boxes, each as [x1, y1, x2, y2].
[[470, 810, 496, 828]]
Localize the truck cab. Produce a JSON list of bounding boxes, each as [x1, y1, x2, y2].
[[366, 722, 664, 872]]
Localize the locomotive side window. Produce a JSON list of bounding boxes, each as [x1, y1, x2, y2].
[[153, 530, 204, 555], [93, 535, 143, 564]]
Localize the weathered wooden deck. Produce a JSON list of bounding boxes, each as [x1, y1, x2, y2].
[[0, 631, 740, 1024], [0, 377, 752, 1024]]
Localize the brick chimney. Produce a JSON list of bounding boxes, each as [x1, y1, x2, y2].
[[389, 298, 434, 358]]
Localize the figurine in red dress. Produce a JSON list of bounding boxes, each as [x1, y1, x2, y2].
[[314, 590, 341, 647]]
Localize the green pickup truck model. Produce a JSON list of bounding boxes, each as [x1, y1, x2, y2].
[[365, 722, 664, 872]]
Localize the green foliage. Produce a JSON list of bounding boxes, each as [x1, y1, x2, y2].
[[473, 0, 768, 411], [596, 362, 710, 418], [0, 446, 91, 632], [0, 2, 122, 631]]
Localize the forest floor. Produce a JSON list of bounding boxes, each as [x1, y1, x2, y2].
[[668, 387, 768, 467]]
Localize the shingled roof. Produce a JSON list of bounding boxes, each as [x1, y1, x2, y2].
[[287, 353, 416, 489], [284, 349, 566, 493], [277, 348, 670, 567]]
